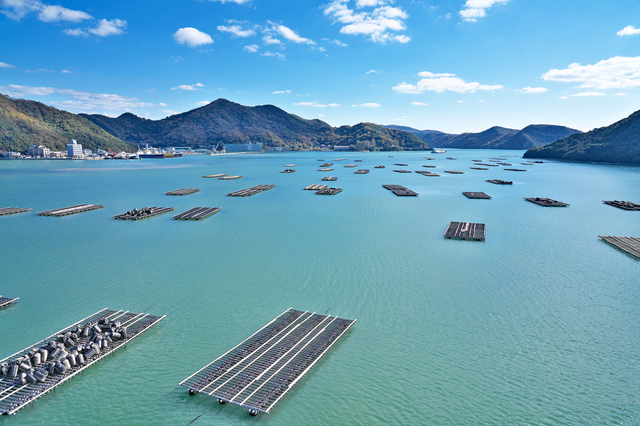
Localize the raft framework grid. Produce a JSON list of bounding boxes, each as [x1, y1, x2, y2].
[[0, 296, 19, 310], [179, 308, 356, 416], [0, 308, 165, 415]]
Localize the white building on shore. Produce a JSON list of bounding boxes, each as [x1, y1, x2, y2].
[[67, 139, 83, 158], [223, 141, 263, 152]]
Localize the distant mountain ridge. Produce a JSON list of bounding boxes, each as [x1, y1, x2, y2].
[[383, 124, 581, 150], [0, 93, 135, 153], [82, 99, 428, 151], [524, 109, 640, 164]]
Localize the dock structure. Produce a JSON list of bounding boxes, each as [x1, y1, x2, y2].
[[382, 185, 418, 196], [423, 157, 434, 160], [354, 169, 369, 174], [333, 158, 347, 161], [316, 188, 342, 195], [475, 163, 499, 167], [393, 170, 412, 174], [173, 207, 220, 220], [525, 197, 569, 207], [463, 192, 491, 199], [446, 157, 457, 160], [444, 221, 486, 241], [393, 163, 408, 166], [354, 160, 362, 162], [321, 176, 338, 181], [415, 171, 439, 176], [603, 200, 640, 211], [521, 162, 534, 165], [203, 174, 227, 178], [166, 188, 200, 196], [228, 185, 275, 197], [498, 163, 512, 166], [281, 169, 296, 173], [318, 168, 334, 172], [113, 207, 175, 220], [282, 164, 297, 167], [304, 184, 328, 191], [38, 204, 105, 217], [219, 175, 243, 180], [0, 308, 165, 415], [344, 164, 357, 168], [422, 165, 436, 168], [374, 165, 385, 169], [504, 168, 526, 172], [444, 170, 464, 174], [599, 236, 640, 259], [179, 308, 356, 416], [470, 167, 488, 170], [486, 179, 512, 185], [319, 163, 333, 167], [0, 296, 19, 309], [0, 208, 30, 217]]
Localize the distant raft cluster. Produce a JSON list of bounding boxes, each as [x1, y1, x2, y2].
[[1, 318, 128, 386]]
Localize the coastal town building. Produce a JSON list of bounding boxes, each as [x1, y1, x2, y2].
[[333, 145, 350, 151], [67, 139, 83, 158], [28, 145, 51, 157], [223, 141, 263, 152]]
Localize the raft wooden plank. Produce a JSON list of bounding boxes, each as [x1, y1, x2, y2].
[[113, 207, 175, 220], [0, 296, 19, 309], [38, 204, 105, 217], [444, 221, 485, 241], [179, 308, 356, 415], [0, 208, 31, 216], [354, 169, 369, 174], [219, 176, 243, 180], [603, 200, 640, 211], [166, 188, 200, 196], [599, 236, 640, 259], [316, 188, 342, 195], [202, 174, 227, 178], [463, 192, 491, 199], [525, 197, 569, 207], [173, 207, 221, 220], [321, 176, 338, 181]]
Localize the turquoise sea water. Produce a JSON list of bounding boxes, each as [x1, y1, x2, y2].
[[0, 150, 639, 425]]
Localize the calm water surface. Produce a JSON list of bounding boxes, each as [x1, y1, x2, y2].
[[0, 150, 639, 425]]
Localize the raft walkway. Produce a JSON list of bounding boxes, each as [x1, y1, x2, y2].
[[173, 207, 220, 220], [0, 308, 165, 415], [321, 177, 338, 181], [0, 208, 30, 217], [444, 221, 485, 241], [0, 296, 19, 309], [599, 236, 640, 259], [487, 179, 512, 185], [354, 169, 369, 174], [304, 184, 327, 191], [463, 192, 491, 199], [316, 188, 342, 195], [166, 188, 200, 196], [179, 308, 356, 416], [228, 185, 275, 197], [37, 204, 105, 217]]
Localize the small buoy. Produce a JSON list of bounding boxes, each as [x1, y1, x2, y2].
[[248, 409, 259, 417], [188, 389, 198, 396], [217, 398, 226, 404]]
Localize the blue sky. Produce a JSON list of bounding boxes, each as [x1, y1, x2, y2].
[[1, 0, 639, 133]]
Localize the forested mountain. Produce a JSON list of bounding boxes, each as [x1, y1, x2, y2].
[[524, 110, 640, 164], [0, 93, 134, 153]]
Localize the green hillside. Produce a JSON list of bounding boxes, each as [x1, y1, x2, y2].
[[523, 110, 640, 164], [0, 93, 135, 153]]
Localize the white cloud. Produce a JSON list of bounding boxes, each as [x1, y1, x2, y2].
[[294, 101, 326, 107], [64, 28, 87, 37], [617, 26, 640, 36], [360, 102, 380, 107], [411, 101, 428, 106], [0, 84, 157, 111], [460, 0, 509, 22], [261, 51, 285, 59], [328, 103, 340, 107], [158, 102, 168, 107], [615, 92, 627, 96], [272, 90, 291, 94], [518, 86, 548, 94], [393, 71, 503, 94], [26, 68, 53, 73], [273, 24, 315, 45], [38, 5, 91, 22], [0, 61, 16, 68], [173, 27, 213, 47], [1, 0, 42, 20], [542, 56, 640, 90], [244, 44, 259, 53], [457, 100, 465, 103], [263, 35, 282, 45], [171, 83, 204, 91], [559, 96, 567, 100], [323, 1, 410, 44], [318, 114, 325, 117], [217, 23, 256, 37], [195, 101, 210, 106], [329, 39, 347, 46], [60, 69, 73, 74], [367, 69, 380, 74], [161, 109, 180, 116], [572, 91, 606, 97]]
